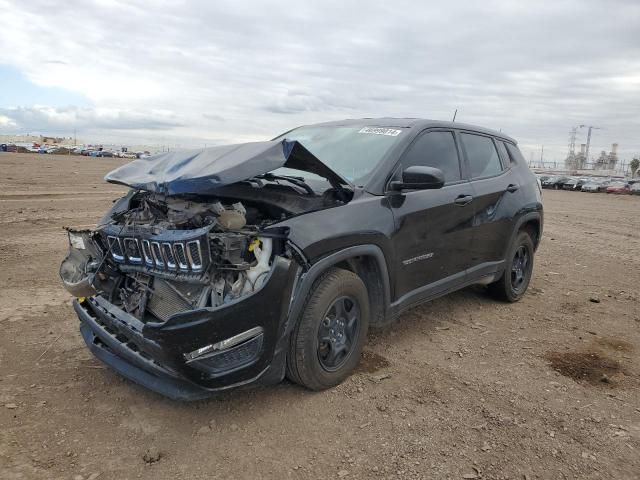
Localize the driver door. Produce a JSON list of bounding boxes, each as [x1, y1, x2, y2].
[[388, 129, 475, 300]]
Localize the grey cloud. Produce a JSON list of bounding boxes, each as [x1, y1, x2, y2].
[[0, 0, 638, 159], [0, 106, 183, 133]]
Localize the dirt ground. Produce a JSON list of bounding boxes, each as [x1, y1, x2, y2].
[[1, 152, 639, 480]]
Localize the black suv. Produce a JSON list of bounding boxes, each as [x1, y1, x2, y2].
[[60, 118, 543, 400]]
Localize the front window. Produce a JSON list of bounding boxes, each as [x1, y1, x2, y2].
[[399, 131, 461, 183], [274, 125, 406, 185]]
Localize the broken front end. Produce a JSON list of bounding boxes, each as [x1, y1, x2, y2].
[[60, 191, 303, 399]]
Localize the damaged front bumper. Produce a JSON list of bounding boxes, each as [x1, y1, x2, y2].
[[75, 255, 300, 400]]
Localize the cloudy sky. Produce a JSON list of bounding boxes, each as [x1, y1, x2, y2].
[[1, 0, 638, 162]]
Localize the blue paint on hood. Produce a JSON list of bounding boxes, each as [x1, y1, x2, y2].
[[105, 139, 350, 195]]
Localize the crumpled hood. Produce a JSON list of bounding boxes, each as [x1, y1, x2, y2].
[[105, 139, 351, 195]]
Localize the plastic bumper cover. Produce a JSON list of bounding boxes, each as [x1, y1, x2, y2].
[[74, 255, 299, 400]]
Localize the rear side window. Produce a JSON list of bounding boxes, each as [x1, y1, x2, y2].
[[460, 133, 503, 178], [505, 142, 525, 164], [496, 141, 510, 166], [401, 131, 461, 183]]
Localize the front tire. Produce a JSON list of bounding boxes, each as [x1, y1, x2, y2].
[[488, 231, 535, 302], [286, 268, 369, 390]]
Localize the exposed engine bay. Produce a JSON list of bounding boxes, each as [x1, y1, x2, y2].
[[60, 137, 356, 324], [60, 190, 311, 323]]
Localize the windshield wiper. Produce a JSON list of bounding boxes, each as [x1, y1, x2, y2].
[[252, 173, 316, 195]]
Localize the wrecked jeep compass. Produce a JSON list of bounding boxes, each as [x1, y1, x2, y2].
[[60, 118, 543, 399]]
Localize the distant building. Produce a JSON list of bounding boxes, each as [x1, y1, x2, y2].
[[594, 143, 618, 170], [566, 142, 619, 171], [566, 143, 586, 170], [0, 134, 79, 145]]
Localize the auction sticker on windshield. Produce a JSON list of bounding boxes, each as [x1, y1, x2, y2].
[[358, 127, 402, 136]]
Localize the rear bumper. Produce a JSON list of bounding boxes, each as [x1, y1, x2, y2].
[[74, 255, 299, 400]]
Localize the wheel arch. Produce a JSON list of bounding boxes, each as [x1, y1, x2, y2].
[[286, 245, 391, 333], [520, 218, 541, 250], [508, 212, 543, 256]]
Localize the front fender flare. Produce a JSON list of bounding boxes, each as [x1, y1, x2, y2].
[[284, 244, 391, 336]]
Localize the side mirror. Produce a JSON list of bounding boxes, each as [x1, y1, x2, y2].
[[390, 166, 445, 191]]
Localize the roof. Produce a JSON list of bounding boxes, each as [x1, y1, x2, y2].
[[303, 117, 517, 144]]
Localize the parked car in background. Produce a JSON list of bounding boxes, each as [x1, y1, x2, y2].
[[629, 183, 640, 195], [562, 178, 588, 191], [583, 179, 616, 193], [581, 180, 603, 193], [542, 176, 570, 190], [606, 181, 630, 194], [38, 146, 59, 154]]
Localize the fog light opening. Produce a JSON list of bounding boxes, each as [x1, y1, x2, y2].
[[184, 326, 264, 363]]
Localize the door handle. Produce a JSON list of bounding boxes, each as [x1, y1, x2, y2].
[[506, 183, 520, 193], [454, 194, 473, 206]]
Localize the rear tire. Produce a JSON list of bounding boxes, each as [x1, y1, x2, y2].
[[286, 268, 369, 390], [488, 231, 535, 302]]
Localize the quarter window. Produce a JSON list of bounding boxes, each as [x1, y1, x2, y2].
[[505, 142, 525, 164], [496, 141, 510, 168], [400, 131, 461, 183], [460, 133, 503, 178]]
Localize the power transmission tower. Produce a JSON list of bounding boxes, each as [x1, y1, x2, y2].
[[566, 125, 584, 171], [568, 127, 578, 157], [579, 125, 601, 168]]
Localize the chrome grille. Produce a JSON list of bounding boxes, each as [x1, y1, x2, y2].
[[142, 240, 154, 266], [187, 241, 203, 270], [102, 226, 210, 274], [107, 236, 124, 261], [162, 243, 176, 269], [122, 238, 142, 263], [151, 242, 164, 267], [174, 243, 188, 269]]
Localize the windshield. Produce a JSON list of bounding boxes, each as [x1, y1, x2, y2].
[[273, 125, 406, 185]]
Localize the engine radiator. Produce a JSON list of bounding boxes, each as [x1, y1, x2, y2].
[[147, 278, 209, 321]]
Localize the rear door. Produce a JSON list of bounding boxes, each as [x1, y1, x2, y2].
[[388, 129, 475, 300], [458, 132, 518, 272]]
